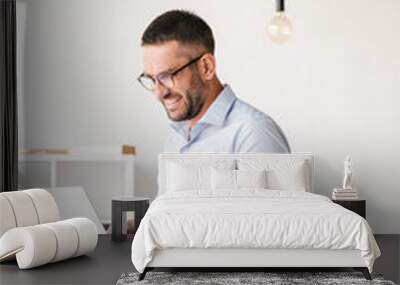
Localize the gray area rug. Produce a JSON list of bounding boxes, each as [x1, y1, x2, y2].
[[116, 271, 396, 285]]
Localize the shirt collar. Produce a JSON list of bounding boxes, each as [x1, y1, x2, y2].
[[169, 84, 237, 132]]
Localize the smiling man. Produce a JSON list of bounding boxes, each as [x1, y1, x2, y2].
[[138, 10, 290, 153]]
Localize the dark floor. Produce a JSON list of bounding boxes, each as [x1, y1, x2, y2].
[[0, 235, 134, 285], [0, 234, 398, 285]]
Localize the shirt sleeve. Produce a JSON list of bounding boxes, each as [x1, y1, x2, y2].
[[234, 120, 291, 153]]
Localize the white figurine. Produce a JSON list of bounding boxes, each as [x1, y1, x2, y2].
[[342, 156, 353, 190]]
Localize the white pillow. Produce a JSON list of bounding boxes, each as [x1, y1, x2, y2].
[[267, 162, 307, 191], [237, 159, 309, 191], [236, 169, 267, 189], [166, 162, 209, 191], [211, 168, 267, 190], [211, 168, 236, 190], [166, 160, 235, 191]]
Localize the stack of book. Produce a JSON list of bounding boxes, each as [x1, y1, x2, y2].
[[332, 188, 358, 200]]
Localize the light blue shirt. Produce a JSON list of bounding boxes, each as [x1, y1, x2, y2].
[[164, 85, 291, 153]]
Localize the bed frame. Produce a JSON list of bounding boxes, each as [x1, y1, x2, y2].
[[139, 153, 372, 281], [139, 248, 371, 280]]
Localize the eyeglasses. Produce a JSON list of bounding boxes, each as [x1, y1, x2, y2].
[[137, 53, 205, 91]]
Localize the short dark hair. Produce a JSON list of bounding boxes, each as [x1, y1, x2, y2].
[[141, 10, 215, 54]]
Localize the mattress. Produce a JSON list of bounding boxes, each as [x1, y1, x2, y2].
[[131, 189, 380, 273]]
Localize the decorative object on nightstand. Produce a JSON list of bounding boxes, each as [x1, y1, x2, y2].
[[111, 197, 149, 242], [332, 199, 366, 219], [342, 155, 353, 190], [332, 155, 358, 200]]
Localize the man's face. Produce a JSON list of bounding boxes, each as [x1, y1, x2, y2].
[[143, 41, 207, 122]]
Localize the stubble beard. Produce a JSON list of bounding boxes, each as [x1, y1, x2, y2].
[[164, 74, 206, 122]]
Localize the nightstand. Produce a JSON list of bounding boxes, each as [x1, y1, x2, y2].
[[332, 199, 366, 219], [111, 196, 150, 241]]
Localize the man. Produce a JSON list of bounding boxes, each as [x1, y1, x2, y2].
[[138, 10, 290, 153]]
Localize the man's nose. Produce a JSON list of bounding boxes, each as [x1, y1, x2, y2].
[[153, 81, 169, 100]]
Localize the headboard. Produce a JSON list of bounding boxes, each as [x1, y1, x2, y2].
[[158, 153, 314, 195]]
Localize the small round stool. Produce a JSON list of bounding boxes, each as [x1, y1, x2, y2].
[[111, 196, 149, 242]]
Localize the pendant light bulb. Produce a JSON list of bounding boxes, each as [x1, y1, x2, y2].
[[268, 0, 292, 43]]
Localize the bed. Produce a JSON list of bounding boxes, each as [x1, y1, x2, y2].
[[131, 153, 380, 280]]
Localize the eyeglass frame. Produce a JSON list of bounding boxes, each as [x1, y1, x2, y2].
[[137, 53, 206, 91]]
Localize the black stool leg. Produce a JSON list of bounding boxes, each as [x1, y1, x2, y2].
[[133, 201, 149, 235], [354, 267, 372, 280], [138, 268, 148, 281]]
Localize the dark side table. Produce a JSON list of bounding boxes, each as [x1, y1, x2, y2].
[[332, 199, 366, 219], [111, 196, 149, 241]]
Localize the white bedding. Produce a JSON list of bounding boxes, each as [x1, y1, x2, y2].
[[131, 190, 380, 273]]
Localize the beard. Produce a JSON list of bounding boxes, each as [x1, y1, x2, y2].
[[162, 73, 207, 122]]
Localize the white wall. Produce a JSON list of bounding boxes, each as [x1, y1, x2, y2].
[[17, 0, 400, 233]]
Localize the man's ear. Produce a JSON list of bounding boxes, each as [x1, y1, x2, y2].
[[198, 53, 216, 81]]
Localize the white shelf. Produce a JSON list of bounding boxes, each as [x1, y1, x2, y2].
[[19, 153, 135, 162], [19, 149, 135, 196]]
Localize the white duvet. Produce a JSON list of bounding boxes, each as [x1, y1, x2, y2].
[[131, 190, 380, 273]]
